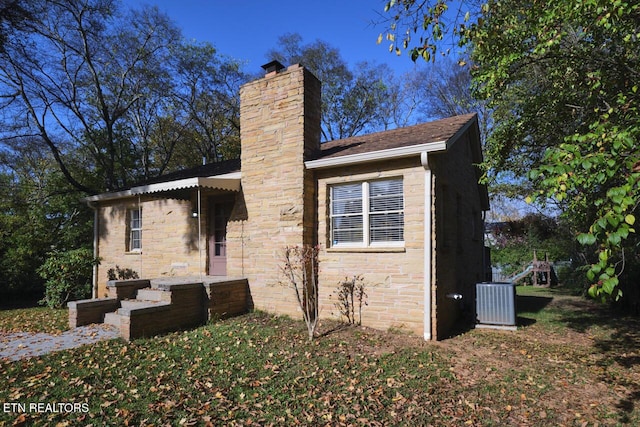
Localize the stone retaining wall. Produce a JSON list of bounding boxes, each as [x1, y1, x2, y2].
[[68, 278, 250, 341], [107, 279, 151, 300], [204, 278, 250, 319], [68, 298, 120, 327]]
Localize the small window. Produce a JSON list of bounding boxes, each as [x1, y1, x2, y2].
[[330, 179, 404, 247], [128, 208, 142, 252]]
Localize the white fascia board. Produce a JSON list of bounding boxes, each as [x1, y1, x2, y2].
[[305, 140, 448, 170], [82, 173, 241, 203], [83, 189, 133, 203], [214, 171, 242, 179]]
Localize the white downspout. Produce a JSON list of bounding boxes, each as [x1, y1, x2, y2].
[[138, 195, 142, 278], [197, 187, 202, 280], [87, 201, 99, 299], [421, 151, 432, 341]]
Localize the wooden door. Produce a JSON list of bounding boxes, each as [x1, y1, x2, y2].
[[208, 198, 233, 276]]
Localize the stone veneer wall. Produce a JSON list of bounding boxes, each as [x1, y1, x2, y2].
[[431, 130, 487, 339], [226, 64, 321, 318], [315, 158, 427, 336], [90, 62, 485, 341], [95, 196, 204, 297]]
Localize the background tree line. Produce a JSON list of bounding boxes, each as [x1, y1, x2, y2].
[[4, 0, 633, 313], [384, 0, 639, 312], [0, 0, 463, 303]]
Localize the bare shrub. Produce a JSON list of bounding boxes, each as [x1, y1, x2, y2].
[[333, 275, 368, 325], [280, 245, 320, 341]]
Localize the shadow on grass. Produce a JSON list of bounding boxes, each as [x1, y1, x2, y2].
[[518, 295, 553, 313], [602, 318, 640, 424], [443, 294, 553, 337], [516, 316, 536, 327], [618, 389, 640, 424], [0, 296, 41, 310], [515, 294, 553, 327], [553, 298, 640, 423], [317, 322, 353, 338], [515, 287, 640, 423]]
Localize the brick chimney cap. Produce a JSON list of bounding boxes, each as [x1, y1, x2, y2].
[[261, 60, 285, 75]]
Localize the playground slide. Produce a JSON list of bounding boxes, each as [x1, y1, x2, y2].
[[507, 264, 534, 284]]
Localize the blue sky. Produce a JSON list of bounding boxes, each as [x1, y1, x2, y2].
[[128, 0, 426, 76]]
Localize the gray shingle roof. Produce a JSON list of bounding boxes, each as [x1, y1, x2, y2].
[[316, 113, 477, 160], [122, 114, 478, 188]]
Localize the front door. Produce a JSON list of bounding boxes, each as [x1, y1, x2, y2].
[[208, 198, 233, 276]]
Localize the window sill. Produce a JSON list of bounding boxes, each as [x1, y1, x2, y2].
[[327, 247, 406, 253], [125, 251, 142, 256]]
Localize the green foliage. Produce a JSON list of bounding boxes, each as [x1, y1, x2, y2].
[[0, 0, 245, 304], [384, 0, 640, 303], [477, 0, 640, 303], [106, 265, 140, 281], [37, 248, 99, 309], [381, 0, 450, 62], [0, 148, 93, 299], [489, 214, 575, 278], [533, 111, 639, 302]]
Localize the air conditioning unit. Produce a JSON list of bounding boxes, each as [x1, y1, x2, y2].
[[476, 282, 517, 329]]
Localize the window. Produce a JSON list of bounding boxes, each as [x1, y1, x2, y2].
[[330, 179, 404, 247], [128, 208, 142, 252]]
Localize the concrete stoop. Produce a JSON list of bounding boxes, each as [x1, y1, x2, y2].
[[68, 277, 250, 341], [102, 298, 171, 328], [103, 311, 120, 327]]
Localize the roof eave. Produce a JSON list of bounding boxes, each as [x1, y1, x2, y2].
[[82, 172, 242, 203], [306, 114, 479, 170], [82, 189, 133, 203], [305, 140, 449, 170]]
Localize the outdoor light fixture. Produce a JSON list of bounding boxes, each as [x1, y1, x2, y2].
[[191, 209, 198, 218]]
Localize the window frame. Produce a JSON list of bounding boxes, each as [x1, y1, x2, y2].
[[329, 178, 404, 249], [127, 208, 142, 252]]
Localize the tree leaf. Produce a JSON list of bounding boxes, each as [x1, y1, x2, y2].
[[625, 214, 636, 225], [577, 233, 596, 245]]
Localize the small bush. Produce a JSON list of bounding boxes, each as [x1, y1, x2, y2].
[[37, 248, 99, 308], [107, 265, 139, 280], [332, 275, 368, 325]]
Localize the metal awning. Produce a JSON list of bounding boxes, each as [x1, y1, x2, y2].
[[83, 172, 241, 202]]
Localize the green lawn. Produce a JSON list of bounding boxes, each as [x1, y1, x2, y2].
[[1, 288, 639, 426], [0, 307, 68, 334]]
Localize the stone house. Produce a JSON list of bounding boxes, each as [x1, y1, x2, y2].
[[83, 62, 489, 340]]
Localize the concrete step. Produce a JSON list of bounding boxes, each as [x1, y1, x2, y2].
[[120, 299, 163, 310], [103, 311, 121, 327], [136, 288, 169, 302]]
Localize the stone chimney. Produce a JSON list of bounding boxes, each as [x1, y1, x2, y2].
[[241, 61, 321, 165], [227, 62, 321, 309]]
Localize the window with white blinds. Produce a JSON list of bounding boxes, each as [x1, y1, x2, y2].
[[330, 179, 404, 247]]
